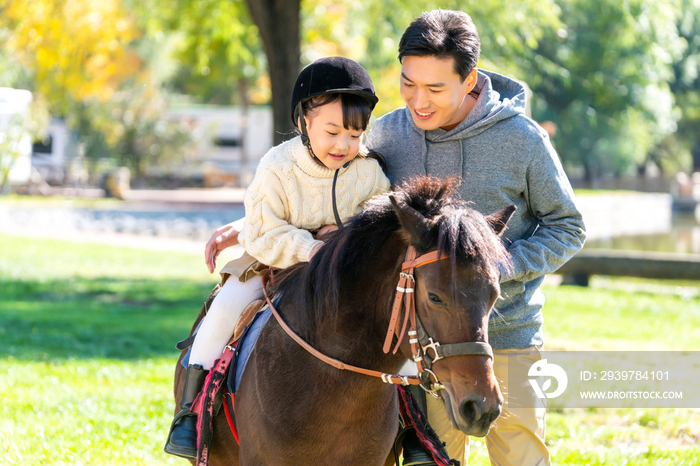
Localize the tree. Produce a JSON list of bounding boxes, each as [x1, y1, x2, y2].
[[1, 0, 201, 184], [245, 0, 301, 145], [523, 0, 683, 181], [659, 0, 700, 173], [151, 0, 562, 149], [2, 0, 142, 113], [152, 0, 267, 105], [91, 82, 198, 184], [2, 0, 142, 183]]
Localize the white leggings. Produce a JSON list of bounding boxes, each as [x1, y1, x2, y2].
[[188, 276, 264, 370]]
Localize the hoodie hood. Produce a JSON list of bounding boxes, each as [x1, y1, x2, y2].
[[406, 69, 527, 143]]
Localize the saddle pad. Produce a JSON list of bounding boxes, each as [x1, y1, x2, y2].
[[231, 306, 272, 393]]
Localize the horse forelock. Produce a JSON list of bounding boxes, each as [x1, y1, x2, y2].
[[272, 176, 511, 337], [391, 177, 511, 275]]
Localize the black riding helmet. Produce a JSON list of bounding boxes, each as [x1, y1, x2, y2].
[[291, 56, 379, 128]]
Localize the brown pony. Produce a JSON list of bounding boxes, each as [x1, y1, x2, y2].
[[172, 177, 515, 465]]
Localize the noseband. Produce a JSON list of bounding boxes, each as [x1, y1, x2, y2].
[[262, 245, 493, 393]]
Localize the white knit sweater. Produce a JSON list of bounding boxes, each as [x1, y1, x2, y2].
[[239, 136, 390, 269]]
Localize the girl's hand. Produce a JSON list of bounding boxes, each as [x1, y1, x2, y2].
[[205, 221, 242, 273], [316, 224, 339, 239]]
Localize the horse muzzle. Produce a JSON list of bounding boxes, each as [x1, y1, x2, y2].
[[441, 382, 503, 437]]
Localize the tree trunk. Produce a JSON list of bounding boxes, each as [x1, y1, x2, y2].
[[238, 78, 249, 187], [245, 0, 301, 146]]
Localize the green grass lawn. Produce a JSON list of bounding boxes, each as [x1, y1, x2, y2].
[[1, 232, 699, 465], [467, 277, 700, 466], [0, 233, 218, 465]]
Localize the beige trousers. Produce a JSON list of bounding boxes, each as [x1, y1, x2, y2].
[[426, 346, 550, 466]]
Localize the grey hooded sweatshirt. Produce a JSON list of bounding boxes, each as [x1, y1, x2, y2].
[[367, 69, 586, 350]]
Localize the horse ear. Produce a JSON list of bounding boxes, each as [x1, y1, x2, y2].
[[485, 205, 516, 236], [390, 195, 432, 244]]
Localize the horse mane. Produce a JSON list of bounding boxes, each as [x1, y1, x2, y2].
[[273, 177, 511, 338]]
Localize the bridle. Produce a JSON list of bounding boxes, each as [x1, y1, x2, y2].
[[382, 246, 493, 394], [262, 245, 494, 393]]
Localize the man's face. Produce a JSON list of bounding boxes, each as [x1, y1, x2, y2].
[[400, 55, 477, 132]]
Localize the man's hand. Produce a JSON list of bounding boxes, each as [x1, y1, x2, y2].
[[309, 225, 340, 259], [316, 224, 339, 239], [205, 220, 242, 273]]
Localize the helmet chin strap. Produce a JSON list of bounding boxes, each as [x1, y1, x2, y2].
[[331, 168, 344, 228], [296, 102, 349, 229], [296, 102, 321, 164]]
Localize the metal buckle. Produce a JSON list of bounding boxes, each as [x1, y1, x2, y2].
[[422, 337, 442, 363], [418, 368, 444, 397], [400, 272, 414, 281]]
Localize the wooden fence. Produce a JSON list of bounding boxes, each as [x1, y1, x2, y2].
[[556, 249, 700, 286]]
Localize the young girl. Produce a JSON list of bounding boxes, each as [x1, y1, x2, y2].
[[164, 56, 390, 459]]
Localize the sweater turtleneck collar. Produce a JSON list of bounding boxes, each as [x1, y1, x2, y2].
[[290, 136, 341, 179]]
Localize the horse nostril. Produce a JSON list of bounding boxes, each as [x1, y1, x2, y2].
[[459, 398, 483, 424]]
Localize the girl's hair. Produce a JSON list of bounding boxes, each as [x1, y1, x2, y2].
[[294, 93, 373, 132]]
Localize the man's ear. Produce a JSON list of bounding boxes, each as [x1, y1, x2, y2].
[[484, 205, 517, 236], [465, 69, 478, 94]]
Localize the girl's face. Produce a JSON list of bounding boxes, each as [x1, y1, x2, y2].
[[304, 99, 364, 170]]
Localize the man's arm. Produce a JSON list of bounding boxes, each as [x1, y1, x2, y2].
[[204, 218, 245, 273], [501, 139, 586, 283]]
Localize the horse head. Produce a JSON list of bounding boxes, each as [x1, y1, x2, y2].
[[388, 177, 515, 437]]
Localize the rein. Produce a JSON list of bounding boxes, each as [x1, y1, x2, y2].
[[262, 270, 421, 387], [261, 245, 494, 392]]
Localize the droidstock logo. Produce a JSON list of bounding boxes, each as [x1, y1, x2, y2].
[[528, 359, 568, 399]]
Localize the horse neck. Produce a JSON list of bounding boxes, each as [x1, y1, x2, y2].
[[310, 233, 408, 372]]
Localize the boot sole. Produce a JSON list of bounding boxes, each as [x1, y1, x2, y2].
[[164, 442, 197, 460], [402, 455, 438, 466]]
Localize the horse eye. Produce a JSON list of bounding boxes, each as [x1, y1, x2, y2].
[[428, 293, 445, 305]]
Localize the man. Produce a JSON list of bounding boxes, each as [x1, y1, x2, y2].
[[366, 10, 586, 466]]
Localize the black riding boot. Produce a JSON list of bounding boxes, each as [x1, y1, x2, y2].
[[401, 385, 438, 466], [402, 428, 438, 466], [164, 364, 208, 459]]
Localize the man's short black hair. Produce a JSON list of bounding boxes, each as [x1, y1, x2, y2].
[[398, 10, 480, 82]]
